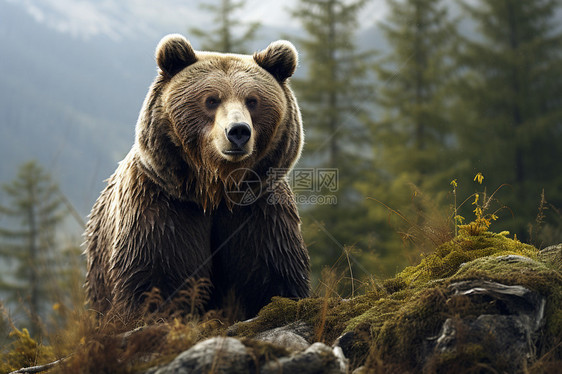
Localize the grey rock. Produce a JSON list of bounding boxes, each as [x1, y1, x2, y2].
[[426, 279, 546, 372], [261, 342, 347, 374], [332, 345, 349, 372], [152, 337, 252, 374], [448, 279, 546, 331], [496, 254, 535, 263], [254, 321, 313, 352]]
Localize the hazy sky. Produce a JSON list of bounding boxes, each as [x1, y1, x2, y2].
[[5, 0, 390, 40]]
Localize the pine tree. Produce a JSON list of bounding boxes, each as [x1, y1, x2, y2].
[[0, 161, 65, 337], [291, 0, 371, 169], [359, 0, 457, 273], [454, 0, 562, 239], [189, 0, 260, 53], [289, 0, 374, 286]]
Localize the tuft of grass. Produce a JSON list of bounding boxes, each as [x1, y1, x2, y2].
[[0, 327, 55, 373], [0, 276, 228, 374]]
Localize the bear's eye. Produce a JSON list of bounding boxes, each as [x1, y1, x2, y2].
[[246, 97, 258, 110], [205, 97, 221, 110]]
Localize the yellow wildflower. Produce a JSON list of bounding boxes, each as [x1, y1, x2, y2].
[[474, 172, 484, 184]]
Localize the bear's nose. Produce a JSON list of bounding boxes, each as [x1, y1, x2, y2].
[[226, 122, 252, 148]]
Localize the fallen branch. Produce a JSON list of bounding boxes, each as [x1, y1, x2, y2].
[[9, 356, 68, 374]]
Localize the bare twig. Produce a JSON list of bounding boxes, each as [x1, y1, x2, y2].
[[9, 356, 68, 374]]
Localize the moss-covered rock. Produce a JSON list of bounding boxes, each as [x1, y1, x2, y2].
[[394, 231, 538, 289], [229, 231, 562, 372]]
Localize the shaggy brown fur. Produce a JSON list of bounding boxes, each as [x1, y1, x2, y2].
[[84, 34, 309, 320]]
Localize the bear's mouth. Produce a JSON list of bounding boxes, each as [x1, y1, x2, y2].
[[221, 148, 252, 162], [222, 149, 248, 156]]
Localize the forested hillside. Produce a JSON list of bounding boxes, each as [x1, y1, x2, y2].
[[0, 1, 153, 216]]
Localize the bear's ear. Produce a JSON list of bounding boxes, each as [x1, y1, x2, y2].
[[156, 34, 197, 78], [254, 40, 298, 83]]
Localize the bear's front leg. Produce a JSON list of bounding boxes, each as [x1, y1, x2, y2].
[[107, 195, 213, 319], [211, 179, 310, 319]]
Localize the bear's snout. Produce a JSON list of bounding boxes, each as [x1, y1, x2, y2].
[[226, 122, 251, 149]]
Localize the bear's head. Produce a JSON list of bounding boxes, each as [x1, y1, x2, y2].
[[135, 34, 303, 209]]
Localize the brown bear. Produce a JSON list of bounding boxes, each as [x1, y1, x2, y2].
[[84, 34, 310, 321]]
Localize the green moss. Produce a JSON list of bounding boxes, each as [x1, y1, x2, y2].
[[372, 287, 451, 368], [395, 231, 537, 289], [230, 229, 562, 372], [381, 277, 407, 294], [232, 292, 384, 343], [357, 233, 561, 371], [231, 297, 322, 338], [423, 341, 515, 374], [345, 298, 400, 333], [343, 232, 540, 364]]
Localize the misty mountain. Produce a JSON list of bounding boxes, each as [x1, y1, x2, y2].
[[0, 0, 160, 217]]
